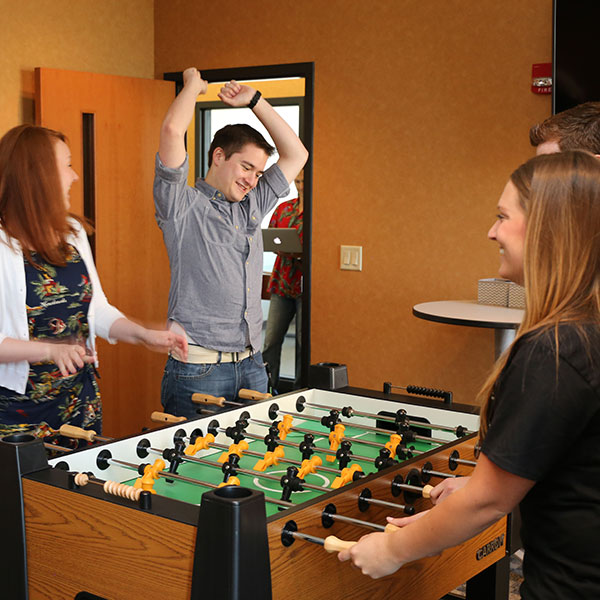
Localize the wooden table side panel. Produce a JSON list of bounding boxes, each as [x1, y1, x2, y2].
[[24, 479, 195, 600], [23, 436, 483, 600], [267, 438, 491, 600], [269, 518, 506, 600]]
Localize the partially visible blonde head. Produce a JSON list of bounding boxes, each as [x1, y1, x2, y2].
[[479, 151, 600, 436], [0, 124, 87, 266]]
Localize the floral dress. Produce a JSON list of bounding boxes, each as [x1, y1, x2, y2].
[[0, 245, 101, 447]]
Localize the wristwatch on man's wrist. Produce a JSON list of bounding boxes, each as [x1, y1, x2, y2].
[[248, 90, 261, 109]]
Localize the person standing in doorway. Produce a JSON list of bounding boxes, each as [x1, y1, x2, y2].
[[262, 170, 304, 392], [154, 68, 308, 418]]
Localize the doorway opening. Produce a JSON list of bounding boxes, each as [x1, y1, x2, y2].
[[164, 63, 314, 391]]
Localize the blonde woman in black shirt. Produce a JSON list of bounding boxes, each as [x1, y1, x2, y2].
[[339, 150, 600, 600]]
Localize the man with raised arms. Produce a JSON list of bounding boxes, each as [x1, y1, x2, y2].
[[154, 67, 308, 418]]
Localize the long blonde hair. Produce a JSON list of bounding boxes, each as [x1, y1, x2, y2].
[[479, 151, 600, 436]]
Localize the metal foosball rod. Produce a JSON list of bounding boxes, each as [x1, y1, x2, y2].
[[95, 453, 234, 490], [143, 441, 340, 498], [250, 417, 440, 474], [321, 502, 402, 533], [295, 395, 471, 437], [174, 425, 334, 472], [179, 428, 372, 489], [449, 449, 477, 468], [262, 405, 450, 447], [158, 410, 465, 477], [391, 475, 434, 501], [453, 457, 476, 467], [206, 418, 336, 458], [173, 423, 374, 482], [207, 416, 377, 466], [209, 438, 342, 476], [194, 395, 456, 444], [43, 442, 74, 453], [383, 381, 453, 404], [93, 448, 300, 508], [143, 421, 453, 502], [394, 481, 434, 498], [146, 427, 370, 497], [367, 447, 461, 484], [70, 467, 294, 511], [247, 414, 424, 452], [357, 488, 415, 515], [281, 520, 356, 552], [385, 444, 478, 471], [421, 461, 459, 480], [71, 464, 420, 526], [287, 530, 356, 553], [280, 402, 454, 446], [248, 414, 415, 470]]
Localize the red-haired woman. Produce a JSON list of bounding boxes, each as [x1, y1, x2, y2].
[[0, 124, 187, 445]]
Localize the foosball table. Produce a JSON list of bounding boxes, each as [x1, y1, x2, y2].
[[4, 386, 515, 600]]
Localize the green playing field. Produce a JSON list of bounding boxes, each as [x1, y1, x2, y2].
[[122, 417, 436, 517]]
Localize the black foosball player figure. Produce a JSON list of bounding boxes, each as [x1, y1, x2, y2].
[[339, 151, 600, 600], [280, 465, 305, 502]]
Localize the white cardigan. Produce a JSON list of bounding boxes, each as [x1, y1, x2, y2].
[[0, 219, 124, 393]]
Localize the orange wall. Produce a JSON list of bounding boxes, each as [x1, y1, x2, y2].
[[0, 0, 154, 136], [0, 1, 555, 410], [154, 0, 553, 405]]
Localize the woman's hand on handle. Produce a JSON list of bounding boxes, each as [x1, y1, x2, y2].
[[338, 531, 403, 579]]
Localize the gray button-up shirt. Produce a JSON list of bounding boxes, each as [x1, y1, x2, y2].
[[154, 154, 289, 352]]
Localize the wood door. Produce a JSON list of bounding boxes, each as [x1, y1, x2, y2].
[[36, 68, 175, 438]]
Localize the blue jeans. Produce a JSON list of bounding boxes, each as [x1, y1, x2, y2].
[[262, 293, 302, 390], [160, 352, 268, 419]]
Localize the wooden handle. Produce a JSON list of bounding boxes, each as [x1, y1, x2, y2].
[[323, 536, 356, 553], [150, 411, 187, 423], [384, 523, 400, 533], [192, 393, 226, 407], [59, 424, 96, 442], [238, 388, 272, 401], [422, 484, 434, 499]]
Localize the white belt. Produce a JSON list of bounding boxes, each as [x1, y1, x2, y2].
[[172, 345, 253, 364]]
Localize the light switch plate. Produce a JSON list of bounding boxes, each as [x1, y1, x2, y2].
[[340, 245, 362, 271]]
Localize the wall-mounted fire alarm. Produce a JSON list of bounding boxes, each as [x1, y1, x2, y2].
[[532, 63, 552, 95]]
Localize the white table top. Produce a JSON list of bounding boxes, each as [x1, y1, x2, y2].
[[413, 300, 524, 330]]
